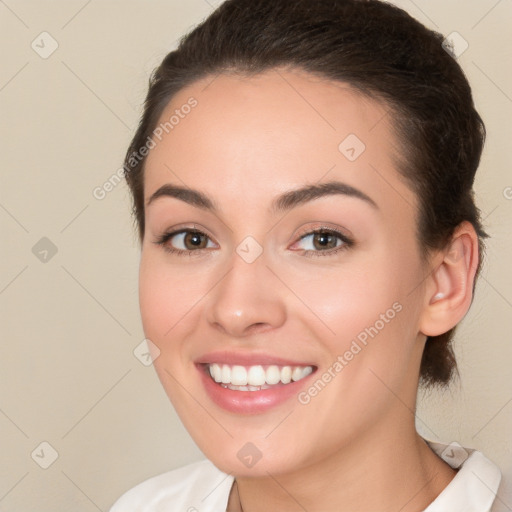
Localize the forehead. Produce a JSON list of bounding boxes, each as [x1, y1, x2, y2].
[[143, 68, 416, 220]]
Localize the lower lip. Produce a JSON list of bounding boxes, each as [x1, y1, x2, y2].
[[197, 365, 315, 414]]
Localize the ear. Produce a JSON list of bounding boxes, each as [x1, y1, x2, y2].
[[418, 221, 480, 337]]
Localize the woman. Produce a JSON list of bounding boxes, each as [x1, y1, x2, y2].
[[110, 0, 501, 510]]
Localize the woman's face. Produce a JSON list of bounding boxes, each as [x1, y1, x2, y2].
[[139, 69, 429, 476]]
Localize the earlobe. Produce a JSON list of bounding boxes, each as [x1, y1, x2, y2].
[[419, 222, 479, 337]]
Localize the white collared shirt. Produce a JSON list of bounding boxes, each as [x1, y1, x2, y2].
[[110, 440, 501, 511]]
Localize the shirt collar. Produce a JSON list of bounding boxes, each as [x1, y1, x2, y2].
[[423, 439, 502, 512]]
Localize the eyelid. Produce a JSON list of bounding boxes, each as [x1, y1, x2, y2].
[[293, 222, 354, 244], [156, 223, 217, 242]]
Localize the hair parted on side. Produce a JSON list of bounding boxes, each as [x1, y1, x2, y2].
[[123, 0, 488, 388]]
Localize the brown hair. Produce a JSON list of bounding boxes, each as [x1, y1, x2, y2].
[[123, 0, 488, 387]]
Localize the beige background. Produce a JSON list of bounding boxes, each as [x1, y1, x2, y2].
[[1, 0, 511, 510]]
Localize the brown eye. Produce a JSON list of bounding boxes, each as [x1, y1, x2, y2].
[[154, 229, 216, 255], [291, 227, 354, 258], [182, 231, 209, 250], [311, 232, 339, 250], [296, 230, 345, 252]]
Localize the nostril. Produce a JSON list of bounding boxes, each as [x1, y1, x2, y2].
[[247, 322, 272, 334]]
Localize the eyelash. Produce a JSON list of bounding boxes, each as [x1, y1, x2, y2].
[[152, 226, 354, 258]]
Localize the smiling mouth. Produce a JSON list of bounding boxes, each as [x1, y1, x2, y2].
[[203, 363, 316, 391]]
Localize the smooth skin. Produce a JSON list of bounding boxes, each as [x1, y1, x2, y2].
[[138, 68, 479, 511]]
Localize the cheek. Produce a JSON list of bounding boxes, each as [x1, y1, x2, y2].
[[138, 251, 204, 341], [283, 267, 415, 457], [285, 252, 408, 348], [286, 245, 420, 392], [138, 254, 196, 404], [139, 267, 171, 343]]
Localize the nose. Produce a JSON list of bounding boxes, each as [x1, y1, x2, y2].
[[205, 250, 287, 338]]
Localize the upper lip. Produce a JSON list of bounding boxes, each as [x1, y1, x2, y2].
[[195, 350, 317, 368]]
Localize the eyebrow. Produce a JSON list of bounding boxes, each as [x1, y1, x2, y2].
[[146, 180, 378, 213]]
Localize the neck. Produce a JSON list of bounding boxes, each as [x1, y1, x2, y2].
[[228, 416, 456, 512]]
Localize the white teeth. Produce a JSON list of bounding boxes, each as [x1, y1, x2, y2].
[[266, 365, 281, 385], [247, 365, 266, 386], [221, 364, 231, 384], [210, 364, 222, 383], [281, 366, 292, 384], [292, 366, 304, 381], [231, 365, 247, 386], [221, 383, 272, 391], [305, 366, 313, 377], [207, 363, 314, 389]]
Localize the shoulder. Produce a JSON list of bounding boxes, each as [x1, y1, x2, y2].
[[109, 458, 234, 512], [424, 440, 502, 512]]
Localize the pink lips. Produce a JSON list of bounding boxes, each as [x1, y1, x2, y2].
[[195, 351, 317, 414]]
